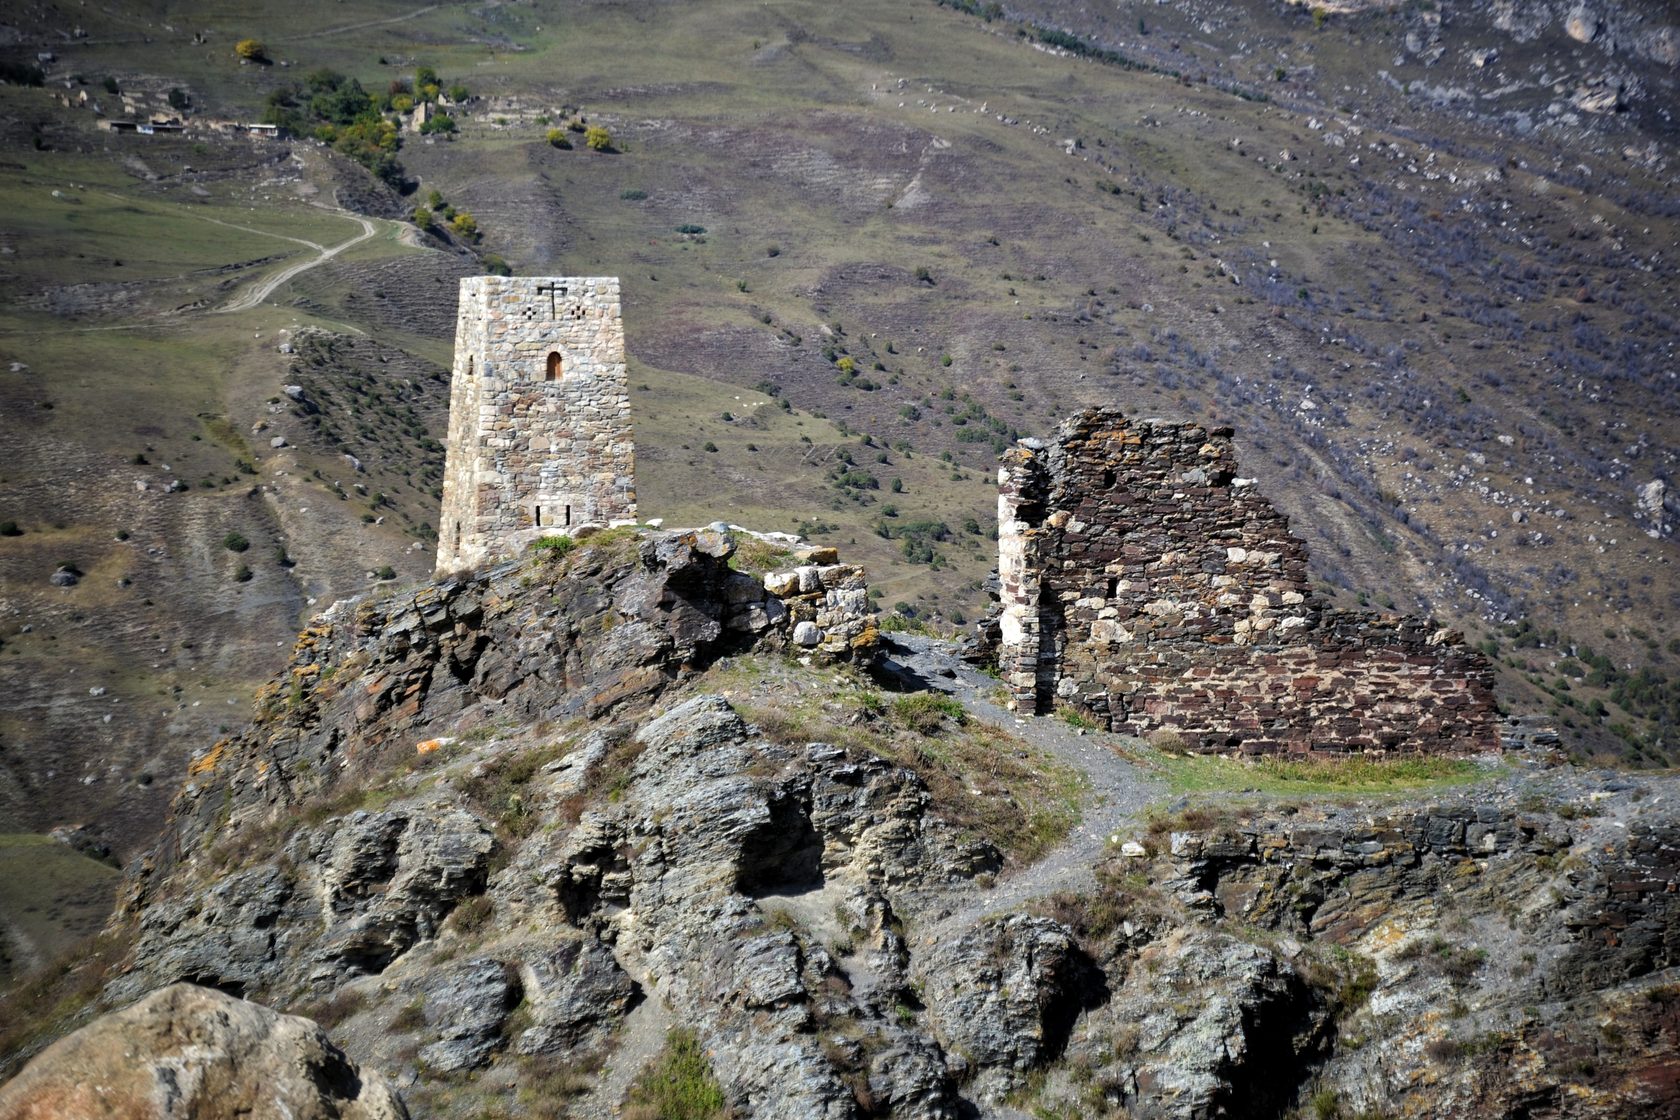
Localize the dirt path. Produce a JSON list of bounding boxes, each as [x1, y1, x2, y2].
[[71, 190, 384, 318], [878, 634, 1163, 941], [577, 976, 672, 1118], [874, 635, 1164, 1120], [215, 213, 379, 313], [288, 4, 445, 41]]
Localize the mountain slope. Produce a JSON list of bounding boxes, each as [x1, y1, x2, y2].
[[0, 0, 1676, 911]]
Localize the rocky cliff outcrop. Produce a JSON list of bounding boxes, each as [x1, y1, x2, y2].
[[139, 526, 874, 873], [6, 532, 1676, 1120], [1021, 786, 1680, 1119]]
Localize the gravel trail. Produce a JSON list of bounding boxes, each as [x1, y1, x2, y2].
[[878, 635, 1164, 943]]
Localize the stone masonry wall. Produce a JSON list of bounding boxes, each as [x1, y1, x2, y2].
[[997, 409, 1498, 754], [437, 276, 635, 572]]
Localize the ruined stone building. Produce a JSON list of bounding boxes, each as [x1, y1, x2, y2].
[[996, 409, 1498, 754], [436, 276, 635, 572]]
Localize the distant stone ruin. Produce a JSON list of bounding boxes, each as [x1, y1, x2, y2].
[[437, 276, 636, 572], [996, 409, 1498, 755]]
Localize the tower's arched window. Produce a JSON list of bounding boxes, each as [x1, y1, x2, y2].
[[546, 352, 563, 381]]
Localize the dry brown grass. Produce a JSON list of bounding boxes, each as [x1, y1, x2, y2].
[[719, 661, 1082, 864], [0, 930, 130, 1078]]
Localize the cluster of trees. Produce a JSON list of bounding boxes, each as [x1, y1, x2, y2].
[[546, 120, 612, 151], [874, 517, 954, 567], [412, 188, 479, 243], [259, 65, 470, 186]]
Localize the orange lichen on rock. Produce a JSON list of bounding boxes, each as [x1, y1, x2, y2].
[[188, 739, 230, 776]]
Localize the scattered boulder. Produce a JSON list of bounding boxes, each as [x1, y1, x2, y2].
[[48, 823, 113, 865], [1637, 478, 1670, 536], [415, 957, 519, 1072], [1572, 77, 1625, 113], [1565, 4, 1602, 43], [0, 983, 407, 1120]]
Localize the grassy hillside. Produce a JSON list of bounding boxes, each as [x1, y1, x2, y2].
[[0, 0, 1675, 936]]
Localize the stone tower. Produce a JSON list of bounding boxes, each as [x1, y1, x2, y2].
[[436, 276, 635, 573]]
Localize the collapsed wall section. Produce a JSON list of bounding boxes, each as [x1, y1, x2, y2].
[[997, 409, 1498, 754]]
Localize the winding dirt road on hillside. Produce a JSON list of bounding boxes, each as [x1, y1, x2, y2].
[[214, 213, 378, 313], [288, 4, 445, 41]]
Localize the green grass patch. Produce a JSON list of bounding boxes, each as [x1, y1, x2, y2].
[[531, 534, 578, 559], [0, 834, 120, 988], [1142, 750, 1494, 798], [727, 535, 797, 578], [624, 1028, 728, 1120], [889, 692, 965, 734]]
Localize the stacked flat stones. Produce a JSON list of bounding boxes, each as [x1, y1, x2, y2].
[[997, 409, 1497, 755], [762, 547, 877, 659]]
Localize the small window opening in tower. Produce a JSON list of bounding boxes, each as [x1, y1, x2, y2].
[[535, 505, 543, 528], [1106, 576, 1118, 598], [546, 352, 563, 381], [1100, 468, 1116, 489], [466, 355, 474, 379], [565, 504, 572, 527]]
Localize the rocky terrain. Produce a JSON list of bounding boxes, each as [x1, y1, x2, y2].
[[0, 0, 1677, 1108], [0, 983, 406, 1120], [3, 528, 1674, 1119], [0, 0, 1676, 879]]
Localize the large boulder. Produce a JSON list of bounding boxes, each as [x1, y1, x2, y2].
[[916, 914, 1091, 1074], [0, 983, 406, 1120]]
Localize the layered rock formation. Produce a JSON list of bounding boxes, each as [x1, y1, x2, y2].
[[145, 526, 874, 865], [5, 528, 1675, 1120], [1057, 792, 1680, 1120]]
